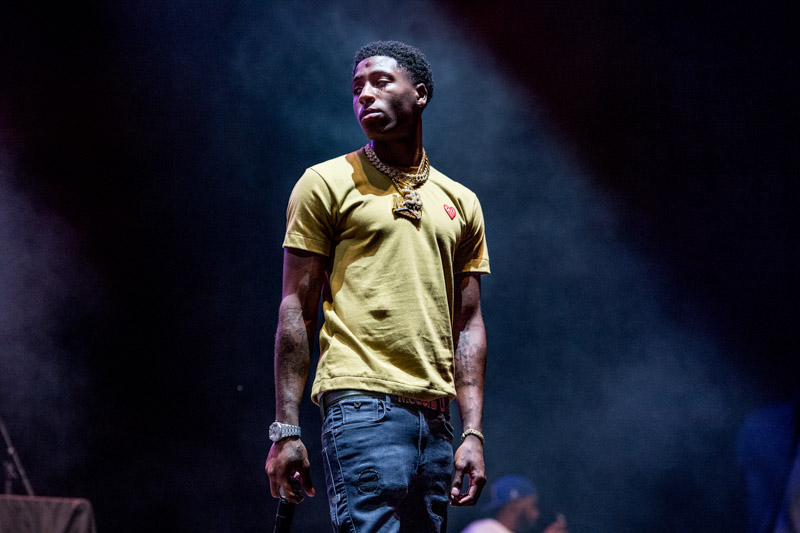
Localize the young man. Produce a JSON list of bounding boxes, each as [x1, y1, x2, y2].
[[460, 475, 569, 533], [265, 40, 490, 532]]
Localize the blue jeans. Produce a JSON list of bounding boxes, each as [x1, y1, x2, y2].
[[320, 393, 455, 532]]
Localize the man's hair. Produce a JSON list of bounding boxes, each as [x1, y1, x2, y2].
[[353, 40, 434, 101]]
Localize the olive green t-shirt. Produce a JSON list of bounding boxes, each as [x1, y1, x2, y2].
[[283, 149, 490, 404]]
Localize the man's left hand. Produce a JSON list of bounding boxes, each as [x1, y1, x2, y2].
[[449, 436, 485, 506]]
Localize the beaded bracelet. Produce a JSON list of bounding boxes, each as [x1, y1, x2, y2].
[[461, 428, 485, 445]]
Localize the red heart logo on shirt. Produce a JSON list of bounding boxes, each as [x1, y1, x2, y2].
[[444, 204, 456, 219]]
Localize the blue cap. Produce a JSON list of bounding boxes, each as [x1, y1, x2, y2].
[[485, 475, 537, 512]]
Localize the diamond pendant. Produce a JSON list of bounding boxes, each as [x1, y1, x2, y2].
[[392, 190, 423, 221]]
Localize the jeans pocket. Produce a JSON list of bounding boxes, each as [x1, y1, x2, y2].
[[443, 420, 455, 441], [338, 397, 386, 428]]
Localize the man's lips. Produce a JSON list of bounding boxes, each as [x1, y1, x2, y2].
[[360, 108, 381, 120]]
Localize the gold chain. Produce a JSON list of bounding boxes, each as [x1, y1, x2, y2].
[[364, 144, 429, 221]]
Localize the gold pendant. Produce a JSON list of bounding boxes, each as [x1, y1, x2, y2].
[[392, 192, 422, 221]]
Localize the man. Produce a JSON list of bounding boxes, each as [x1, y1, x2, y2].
[[737, 391, 800, 533], [265, 40, 491, 531], [461, 475, 569, 533]]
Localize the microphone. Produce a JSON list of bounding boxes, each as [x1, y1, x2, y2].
[[273, 497, 295, 533], [273, 476, 302, 533]]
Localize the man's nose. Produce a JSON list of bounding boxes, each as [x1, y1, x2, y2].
[[359, 83, 375, 105]]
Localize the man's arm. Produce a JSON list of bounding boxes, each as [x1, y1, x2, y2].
[[450, 272, 487, 506], [265, 247, 326, 503]]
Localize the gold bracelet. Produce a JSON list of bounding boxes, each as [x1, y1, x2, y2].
[[461, 428, 484, 445]]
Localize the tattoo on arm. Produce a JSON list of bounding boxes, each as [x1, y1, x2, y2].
[[453, 273, 486, 431], [454, 323, 484, 389], [272, 249, 325, 423], [276, 304, 310, 371], [274, 300, 316, 420]]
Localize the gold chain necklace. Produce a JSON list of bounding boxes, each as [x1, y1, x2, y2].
[[364, 144, 429, 221]]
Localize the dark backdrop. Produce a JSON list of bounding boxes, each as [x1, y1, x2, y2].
[[1, 1, 796, 531]]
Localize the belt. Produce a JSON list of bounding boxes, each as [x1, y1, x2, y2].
[[320, 389, 449, 417]]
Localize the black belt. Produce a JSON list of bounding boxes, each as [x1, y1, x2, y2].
[[320, 389, 449, 416]]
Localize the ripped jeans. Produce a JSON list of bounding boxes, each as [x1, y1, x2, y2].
[[320, 393, 455, 533]]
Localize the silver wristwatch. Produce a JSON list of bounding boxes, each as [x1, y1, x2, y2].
[[269, 421, 301, 442]]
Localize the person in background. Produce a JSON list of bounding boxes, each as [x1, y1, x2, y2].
[[461, 475, 568, 533], [737, 389, 800, 533]]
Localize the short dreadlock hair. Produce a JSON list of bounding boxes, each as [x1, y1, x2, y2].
[[353, 40, 434, 102]]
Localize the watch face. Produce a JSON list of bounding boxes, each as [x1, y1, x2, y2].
[[269, 422, 281, 441]]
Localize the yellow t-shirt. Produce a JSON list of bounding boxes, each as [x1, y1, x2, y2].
[[283, 149, 490, 403]]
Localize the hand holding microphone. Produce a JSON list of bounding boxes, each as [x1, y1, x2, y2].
[[273, 475, 303, 533]]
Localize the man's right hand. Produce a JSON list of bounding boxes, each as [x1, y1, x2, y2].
[[542, 514, 569, 533], [265, 437, 315, 503]]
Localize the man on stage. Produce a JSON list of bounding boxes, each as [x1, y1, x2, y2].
[[266, 40, 491, 532]]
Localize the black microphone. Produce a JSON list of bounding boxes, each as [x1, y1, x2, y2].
[[273, 477, 302, 533], [273, 497, 295, 533]]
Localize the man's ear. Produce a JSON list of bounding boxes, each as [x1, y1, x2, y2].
[[415, 83, 428, 109]]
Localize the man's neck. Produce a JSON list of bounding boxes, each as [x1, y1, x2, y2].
[[496, 509, 520, 533], [369, 124, 424, 168]]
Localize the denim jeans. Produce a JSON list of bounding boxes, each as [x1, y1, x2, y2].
[[320, 393, 455, 533]]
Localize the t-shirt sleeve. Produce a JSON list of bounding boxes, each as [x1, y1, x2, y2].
[[283, 168, 335, 256], [454, 194, 490, 274]]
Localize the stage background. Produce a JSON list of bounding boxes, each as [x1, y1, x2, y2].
[[1, 1, 796, 531]]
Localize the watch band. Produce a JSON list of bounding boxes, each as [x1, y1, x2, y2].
[[269, 421, 301, 442]]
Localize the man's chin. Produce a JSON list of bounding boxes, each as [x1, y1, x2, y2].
[[359, 118, 386, 137], [361, 127, 386, 140], [360, 127, 378, 140], [361, 128, 403, 144]]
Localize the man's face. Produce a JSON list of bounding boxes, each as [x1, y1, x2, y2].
[[352, 55, 426, 141], [513, 494, 541, 531]]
